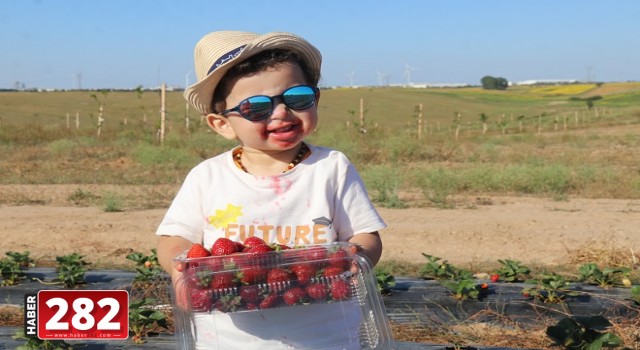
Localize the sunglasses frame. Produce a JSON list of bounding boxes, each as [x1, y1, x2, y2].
[[220, 85, 319, 121]]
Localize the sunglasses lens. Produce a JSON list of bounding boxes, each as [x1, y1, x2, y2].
[[283, 86, 316, 110], [240, 96, 272, 121]]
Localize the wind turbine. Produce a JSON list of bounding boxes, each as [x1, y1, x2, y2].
[[346, 71, 356, 87], [403, 63, 418, 86], [376, 71, 384, 86]]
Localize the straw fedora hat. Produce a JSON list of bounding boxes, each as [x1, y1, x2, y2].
[[184, 30, 322, 116]]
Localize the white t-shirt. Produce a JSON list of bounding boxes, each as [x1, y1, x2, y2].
[[156, 144, 386, 247], [157, 144, 386, 349]]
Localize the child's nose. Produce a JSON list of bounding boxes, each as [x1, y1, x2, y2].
[[270, 102, 290, 120]]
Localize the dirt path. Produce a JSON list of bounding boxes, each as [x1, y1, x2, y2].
[[1, 185, 639, 270]]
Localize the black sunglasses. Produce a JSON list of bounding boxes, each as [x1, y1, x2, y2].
[[221, 85, 319, 121]]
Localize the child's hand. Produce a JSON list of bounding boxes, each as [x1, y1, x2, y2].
[[170, 268, 189, 310]]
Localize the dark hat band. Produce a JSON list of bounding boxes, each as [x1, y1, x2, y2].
[[207, 45, 247, 75]]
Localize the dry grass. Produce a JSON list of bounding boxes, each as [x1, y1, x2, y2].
[[567, 239, 640, 268], [0, 305, 22, 327]]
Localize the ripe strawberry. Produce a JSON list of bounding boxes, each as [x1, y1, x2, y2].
[[245, 244, 274, 255], [305, 283, 328, 301], [259, 293, 281, 309], [210, 272, 236, 290], [490, 274, 500, 283], [327, 249, 349, 269], [245, 302, 259, 310], [291, 264, 317, 286], [283, 287, 308, 305], [330, 279, 351, 301], [239, 285, 262, 304], [187, 243, 211, 258], [238, 265, 268, 285], [211, 238, 240, 256], [323, 266, 345, 278], [267, 268, 293, 293], [305, 246, 328, 263], [243, 236, 267, 249], [189, 288, 213, 312]]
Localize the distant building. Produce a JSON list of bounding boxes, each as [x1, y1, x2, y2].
[[514, 79, 578, 86]]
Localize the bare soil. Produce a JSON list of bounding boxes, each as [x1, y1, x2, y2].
[[1, 184, 639, 271]]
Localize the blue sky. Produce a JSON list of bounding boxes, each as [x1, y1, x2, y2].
[[1, 0, 638, 89]]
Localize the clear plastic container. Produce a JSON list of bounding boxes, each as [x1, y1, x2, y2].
[[171, 242, 394, 349]]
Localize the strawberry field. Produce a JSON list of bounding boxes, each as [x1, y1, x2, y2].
[[1, 247, 639, 349]]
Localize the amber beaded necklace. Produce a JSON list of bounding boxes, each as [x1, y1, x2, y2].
[[233, 142, 310, 174]]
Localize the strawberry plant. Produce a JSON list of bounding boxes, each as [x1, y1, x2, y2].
[[374, 268, 396, 295], [12, 329, 73, 350], [440, 278, 485, 301], [6, 251, 35, 268], [56, 253, 89, 288], [419, 254, 472, 280], [126, 249, 163, 283], [495, 259, 531, 282], [546, 316, 623, 349], [129, 298, 168, 344], [1, 251, 33, 286], [577, 263, 631, 289], [523, 273, 581, 304]]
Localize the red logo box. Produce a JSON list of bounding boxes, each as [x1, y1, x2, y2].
[[37, 290, 129, 340]]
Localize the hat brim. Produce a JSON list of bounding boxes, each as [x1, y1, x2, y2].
[[184, 32, 322, 116]]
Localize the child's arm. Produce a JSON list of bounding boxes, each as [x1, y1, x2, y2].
[[157, 235, 193, 279], [348, 232, 383, 267]]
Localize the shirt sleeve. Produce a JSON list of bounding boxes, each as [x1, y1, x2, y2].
[[155, 166, 205, 244], [333, 160, 386, 242]]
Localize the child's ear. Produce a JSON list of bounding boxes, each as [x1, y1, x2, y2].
[[206, 113, 237, 140]]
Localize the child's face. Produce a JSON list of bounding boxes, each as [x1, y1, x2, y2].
[[209, 61, 319, 153]]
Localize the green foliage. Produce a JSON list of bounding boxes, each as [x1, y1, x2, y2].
[[523, 273, 581, 304], [569, 95, 603, 110], [1, 251, 34, 286], [102, 191, 124, 212], [419, 254, 472, 280], [126, 249, 164, 283], [47, 139, 77, 156], [546, 316, 622, 349], [12, 329, 73, 350], [361, 165, 407, 208], [55, 253, 89, 288], [440, 278, 486, 301], [374, 268, 396, 295], [132, 142, 198, 168], [578, 263, 631, 288], [496, 259, 531, 282], [480, 75, 508, 90], [129, 298, 168, 344], [417, 167, 457, 208], [631, 286, 640, 305]]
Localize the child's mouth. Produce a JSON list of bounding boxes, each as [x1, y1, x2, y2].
[[268, 123, 298, 141]]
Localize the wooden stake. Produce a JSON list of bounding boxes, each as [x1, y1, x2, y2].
[[76, 112, 80, 130], [185, 102, 190, 132], [66, 113, 70, 129], [160, 82, 166, 145], [417, 103, 423, 139], [97, 104, 104, 138], [359, 98, 365, 131]]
